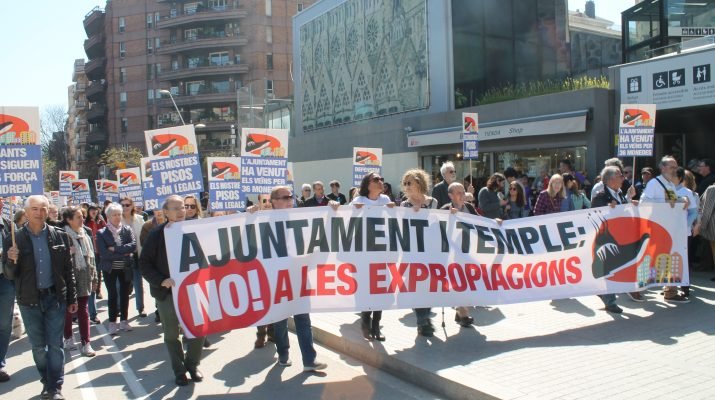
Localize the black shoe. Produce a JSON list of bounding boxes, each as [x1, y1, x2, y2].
[[604, 304, 623, 314], [360, 315, 372, 339], [155, 311, 161, 323], [417, 323, 434, 337], [255, 334, 266, 349], [710, 276, 715, 282], [187, 368, 203, 382], [455, 313, 474, 327], [51, 390, 65, 400], [203, 337, 211, 348], [138, 312, 148, 318], [371, 320, 385, 341], [175, 373, 189, 386], [0, 368, 9, 382]]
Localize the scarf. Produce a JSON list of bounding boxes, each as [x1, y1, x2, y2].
[[64, 225, 95, 271], [106, 221, 123, 246]]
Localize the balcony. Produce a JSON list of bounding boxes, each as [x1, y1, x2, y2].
[[73, 83, 86, 99], [160, 87, 237, 107], [86, 128, 107, 145], [83, 6, 105, 36], [85, 81, 106, 103], [159, 62, 248, 81], [84, 33, 105, 60], [158, 6, 247, 29], [86, 104, 106, 123], [198, 138, 233, 153], [84, 57, 106, 81], [158, 34, 247, 55]]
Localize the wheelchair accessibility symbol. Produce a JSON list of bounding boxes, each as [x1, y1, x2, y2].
[[653, 72, 668, 89]]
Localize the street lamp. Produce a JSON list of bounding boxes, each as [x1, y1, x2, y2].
[[159, 89, 186, 125]]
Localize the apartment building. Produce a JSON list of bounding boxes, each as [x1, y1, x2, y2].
[[67, 59, 89, 171]]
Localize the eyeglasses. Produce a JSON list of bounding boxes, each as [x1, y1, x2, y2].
[[403, 180, 413, 186], [261, 199, 269, 203], [184, 204, 197, 210], [509, 187, 518, 191], [273, 195, 293, 201], [303, 189, 311, 192], [371, 176, 384, 182], [446, 170, 456, 174], [121, 203, 132, 207]]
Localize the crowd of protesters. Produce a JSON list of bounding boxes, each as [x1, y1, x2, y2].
[[0, 155, 713, 398]]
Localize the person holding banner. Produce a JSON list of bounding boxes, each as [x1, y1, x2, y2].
[[400, 169, 439, 337], [534, 174, 567, 216], [302, 181, 330, 207], [478, 173, 508, 218], [676, 168, 700, 299], [327, 180, 347, 205], [139, 195, 206, 386], [351, 172, 394, 340], [59, 207, 97, 357], [592, 166, 646, 312], [254, 193, 275, 348], [140, 209, 166, 324], [440, 182, 476, 327], [2, 195, 78, 400], [97, 204, 137, 335], [503, 180, 530, 219], [432, 162, 457, 208]]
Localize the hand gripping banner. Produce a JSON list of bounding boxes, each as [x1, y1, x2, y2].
[[164, 204, 688, 338]]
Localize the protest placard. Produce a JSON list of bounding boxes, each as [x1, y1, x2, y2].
[[617, 104, 656, 157], [59, 171, 79, 197], [145, 125, 198, 157], [207, 157, 244, 211], [462, 112, 479, 160], [240, 128, 289, 195], [352, 147, 382, 187], [117, 167, 143, 204], [164, 203, 688, 338], [0, 107, 43, 197], [141, 157, 160, 210], [70, 179, 92, 204]]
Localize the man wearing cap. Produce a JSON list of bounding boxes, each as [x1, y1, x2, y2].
[[2, 195, 77, 400], [633, 167, 654, 201]]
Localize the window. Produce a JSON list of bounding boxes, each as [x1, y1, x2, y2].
[[120, 92, 127, 108], [121, 117, 128, 133], [155, 37, 161, 49], [155, 63, 162, 74], [147, 64, 154, 80], [265, 79, 274, 96], [119, 67, 127, 84], [266, 53, 273, 70], [211, 80, 230, 93], [119, 42, 126, 58], [184, 28, 199, 41], [266, 26, 272, 43], [298, 3, 304, 12], [209, 51, 229, 66], [148, 115, 154, 130], [119, 17, 125, 33], [148, 89, 155, 104], [208, 0, 227, 10], [265, 0, 272, 16], [187, 81, 204, 96], [147, 39, 154, 54], [147, 13, 153, 29], [155, 89, 162, 99], [154, 12, 160, 24]]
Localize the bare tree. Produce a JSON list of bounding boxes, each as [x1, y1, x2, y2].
[[40, 105, 68, 191], [40, 104, 67, 147]]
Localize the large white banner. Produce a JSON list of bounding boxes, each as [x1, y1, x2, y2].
[[165, 204, 688, 338]]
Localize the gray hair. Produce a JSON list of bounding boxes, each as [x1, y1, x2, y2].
[[659, 155, 677, 169], [301, 183, 311, 191], [600, 166, 621, 185], [603, 157, 624, 170], [105, 203, 123, 217], [440, 161, 455, 178], [447, 182, 465, 194], [162, 195, 185, 210], [312, 180, 324, 190], [24, 195, 49, 209]]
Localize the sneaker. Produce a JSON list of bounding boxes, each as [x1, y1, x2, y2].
[[303, 361, 327, 372], [63, 337, 77, 351], [138, 312, 148, 318], [108, 322, 119, 336], [52, 389, 65, 400], [604, 304, 623, 314], [120, 320, 133, 331], [278, 359, 292, 367], [665, 294, 690, 303], [627, 292, 646, 302], [0, 368, 10, 382], [81, 343, 96, 357]]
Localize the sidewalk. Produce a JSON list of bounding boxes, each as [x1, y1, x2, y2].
[[308, 271, 715, 400]]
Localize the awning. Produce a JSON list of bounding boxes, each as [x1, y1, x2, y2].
[[407, 109, 589, 148]]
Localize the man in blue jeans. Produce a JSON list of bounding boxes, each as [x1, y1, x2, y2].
[[3, 195, 77, 400], [248, 186, 327, 372], [0, 210, 15, 382]]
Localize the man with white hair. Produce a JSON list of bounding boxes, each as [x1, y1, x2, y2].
[[432, 161, 457, 208], [3, 195, 77, 400]]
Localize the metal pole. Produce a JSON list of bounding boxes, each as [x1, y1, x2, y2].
[[249, 84, 254, 128], [167, 91, 186, 125]]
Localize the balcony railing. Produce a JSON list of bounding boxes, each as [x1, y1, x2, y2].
[[84, 57, 106, 80], [83, 6, 104, 36], [86, 104, 106, 122], [86, 82, 106, 103], [84, 33, 105, 59], [159, 61, 248, 80], [158, 6, 247, 29], [158, 34, 247, 54]]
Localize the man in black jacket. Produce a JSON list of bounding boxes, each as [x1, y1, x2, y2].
[[0, 204, 14, 383], [2, 195, 77, 400], [432, 161, 456, 208], [139, 195, 205, 386]]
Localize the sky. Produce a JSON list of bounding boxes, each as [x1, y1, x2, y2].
[[0, 0, 635, 115]]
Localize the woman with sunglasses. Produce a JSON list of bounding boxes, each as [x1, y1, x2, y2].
[[533, 174, 567, 215], [184, 195, 203, 220], [350, 172, 395, 341], [478, 173, 508, 219], [400, 168, 438, 337], [504, 181, 530, 219], [85, 204, 106, 321], [97, 203, 137, 335], [121, 197, 148, 318]]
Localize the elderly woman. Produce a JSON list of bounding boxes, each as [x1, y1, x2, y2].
[[97, 203, 137, 335], [478, 173, 508, 218], [60, 206, 98, 356], [400, 168, 438, 337], [533, 174, 567, 215], [121, 197, 147, 318], [351, 172, 395, 341]]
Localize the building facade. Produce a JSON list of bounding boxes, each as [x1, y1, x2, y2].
[[289, 0, 620, 189], [67, 59, 90, 172]]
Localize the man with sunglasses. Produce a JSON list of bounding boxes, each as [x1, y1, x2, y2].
[[247, 186, 327, 372], [432, 161, 457, 208], [139, 195, 206, 386]]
